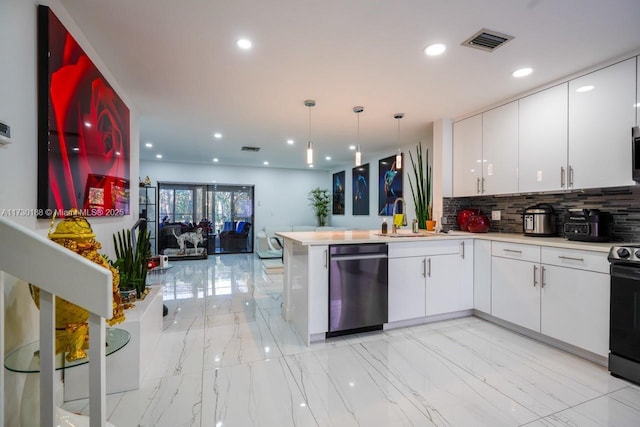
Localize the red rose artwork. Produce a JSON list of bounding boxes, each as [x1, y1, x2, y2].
[[37, 6, 130, 218]]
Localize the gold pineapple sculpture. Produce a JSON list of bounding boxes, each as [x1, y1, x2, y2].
[[30, 209, 125, 361]]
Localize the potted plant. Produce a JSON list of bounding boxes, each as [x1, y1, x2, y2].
[[408, 142, 435, 230], [112, 228, 151, 300], [308, 187, 331, 226]]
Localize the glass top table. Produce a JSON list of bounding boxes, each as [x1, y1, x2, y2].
[[4, 328, 130, 373]]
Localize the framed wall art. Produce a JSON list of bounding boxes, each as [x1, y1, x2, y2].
[[37, 5, 130, 218], [378, 154, 403, 215], [332, 171, 345, 215], [352, 163, 369, 216]]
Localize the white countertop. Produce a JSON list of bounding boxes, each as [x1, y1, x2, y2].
[[275, 230, 619, 253]]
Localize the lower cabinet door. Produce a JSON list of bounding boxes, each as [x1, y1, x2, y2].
[[491, 257, 541, 331], [541, 264, 610, 357], [427, 253, 464, 316], [388, 257, 426, 322]]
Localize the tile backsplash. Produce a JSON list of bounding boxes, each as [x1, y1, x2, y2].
[[442, 185, 640, 242]]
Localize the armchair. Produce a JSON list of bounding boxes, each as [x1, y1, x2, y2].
[[219, 222, 252, 252]]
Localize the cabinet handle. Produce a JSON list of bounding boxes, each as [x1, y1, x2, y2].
[[481, 177, 485, 194], [503, 249, 522, 254], [422, 258, 426, 278], [560, 166, 565, 188], [558, 255, 584, 262], [569, 166, 574, 187], [427, 258, 431, 277], [541, 266, 546, 288], [324, 249, 328, 269], [476, 177, 481, 194], [460, 241, 465, 259], [533, 265, 538, 287]]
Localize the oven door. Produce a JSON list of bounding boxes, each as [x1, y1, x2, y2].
[[610, 263, 640, 362]]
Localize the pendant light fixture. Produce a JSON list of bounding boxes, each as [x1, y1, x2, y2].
[[305, 99, 315, 165], [394, 113, 404, 169], [353, 106, 364, 166]]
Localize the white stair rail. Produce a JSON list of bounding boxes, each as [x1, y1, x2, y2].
[[0, 217, 113, 427]]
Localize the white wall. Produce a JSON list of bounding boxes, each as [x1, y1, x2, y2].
[[0, 1, 139, 425], [140, 161, 329, 236]]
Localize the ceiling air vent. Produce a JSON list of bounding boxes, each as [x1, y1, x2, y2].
[[462, 29, 513, 52], [241, 146, 260, 152]]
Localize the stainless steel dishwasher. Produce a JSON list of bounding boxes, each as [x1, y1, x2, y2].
[[327, 243, 388, 337]]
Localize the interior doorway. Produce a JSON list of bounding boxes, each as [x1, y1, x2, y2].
[[157, 182, 254, 255]]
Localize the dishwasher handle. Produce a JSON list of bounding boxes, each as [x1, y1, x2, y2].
[[330, 253, 388, 262]]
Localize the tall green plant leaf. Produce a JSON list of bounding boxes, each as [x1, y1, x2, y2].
[[408, 142, 432, 229]]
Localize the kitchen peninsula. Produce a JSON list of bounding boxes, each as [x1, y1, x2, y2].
[[277, 229, 614, 366], [277, 230, 473, 344]]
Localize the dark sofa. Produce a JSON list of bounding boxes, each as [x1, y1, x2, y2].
[[219, 222, 252, 252]]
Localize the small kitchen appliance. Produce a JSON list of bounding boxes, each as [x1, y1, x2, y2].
[[523, 204, 556, 236], [563, 209, 612, 242]]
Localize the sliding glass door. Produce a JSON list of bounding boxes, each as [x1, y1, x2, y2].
[[158, 182, 254, 254]]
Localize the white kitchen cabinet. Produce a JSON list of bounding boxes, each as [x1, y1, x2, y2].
[[491, 242, 610, 357], [308, 245, 329, 335], [540, 264, 610, 357], [453, 114, 483, 197], [427, 247, 473, 316], [491, 256, 541, 331], [519, 84, 569, 192], [388, 256, 426, 322], [473, 239, 491, 313], [482, 101, 519, 194], [568, 57, 636, 189], [540, 246, 610, 357], [388, 240, 472, 322]]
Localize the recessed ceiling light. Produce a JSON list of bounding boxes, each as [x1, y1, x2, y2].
[[287, 139, 294, 145], [576, 85, 594, 93], [263, 161, 269, 165], [145, 142, 153, 148], [424, 43, 446, 56], [237, 38, 252, 50], [213, 132, 222, 139], [156, 154, 163, 159], [349, 145, 356, 150], [512, 67, 533, 78], [213, 158, 219, 162], [325, 156, 331, 161]]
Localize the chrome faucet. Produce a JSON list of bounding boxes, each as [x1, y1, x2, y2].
[[391, 197, 407, 233]]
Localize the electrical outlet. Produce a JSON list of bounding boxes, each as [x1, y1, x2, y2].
[[441, 216, 448, 225], [491, 210, 501, 221]]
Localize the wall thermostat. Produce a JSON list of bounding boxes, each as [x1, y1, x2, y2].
[[0, 120, 11, 146]]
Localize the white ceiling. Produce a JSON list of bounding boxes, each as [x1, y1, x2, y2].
[[60, 0, 640, 171]]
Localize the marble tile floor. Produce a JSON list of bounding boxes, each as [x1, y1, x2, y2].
[[63, 254, 640, 427]]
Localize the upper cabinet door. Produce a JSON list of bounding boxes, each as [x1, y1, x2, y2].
[[453, 114, 483, 197], [568, 58, 636, 189], [519, 84, 569, 193], [483, 101, 519, 195]]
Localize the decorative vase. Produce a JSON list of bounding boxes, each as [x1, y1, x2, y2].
[[467, 214, 491, 233], [426, 220, 437, 231], [120, 288, 137, 303], [457, 208, 481, 231]]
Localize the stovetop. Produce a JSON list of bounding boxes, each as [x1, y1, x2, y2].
[[608, 245, 640, 264]]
